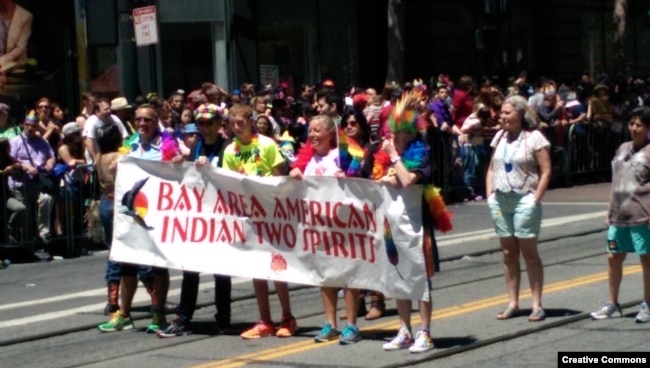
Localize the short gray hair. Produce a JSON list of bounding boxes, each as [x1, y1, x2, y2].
[[504, 95, 538, 130]]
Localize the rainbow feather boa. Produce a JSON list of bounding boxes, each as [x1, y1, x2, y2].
[[372, 139, 453, 233]]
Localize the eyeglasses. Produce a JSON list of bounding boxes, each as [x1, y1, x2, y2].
[[135, 117, 153, 123], [37, 105, 51, 110]]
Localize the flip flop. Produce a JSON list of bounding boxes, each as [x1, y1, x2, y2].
[[528, 308, 546, 322], [496, 306, 520, 320]]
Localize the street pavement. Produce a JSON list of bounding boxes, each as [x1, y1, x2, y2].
[[2, 182, 646, 368]]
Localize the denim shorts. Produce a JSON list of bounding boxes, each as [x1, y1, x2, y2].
[[607, 225, 650, 256], [487, 191, 542, 238]]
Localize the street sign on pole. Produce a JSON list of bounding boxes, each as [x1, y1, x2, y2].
[[133, 6, 158, 46]]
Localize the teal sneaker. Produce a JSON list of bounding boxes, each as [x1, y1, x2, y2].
[[146, 312, 167, 334], [98, 312, 134, 332], [314, 323, 340, 343], [339, 324, 361, 345]]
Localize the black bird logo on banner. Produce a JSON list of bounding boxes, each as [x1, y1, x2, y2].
[[120, 177, 154, 230]]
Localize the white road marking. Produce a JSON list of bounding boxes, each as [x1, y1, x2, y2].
[[0, 210, 607, 328], [437, 211, 607, 247]]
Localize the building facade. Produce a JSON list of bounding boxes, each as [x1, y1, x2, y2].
[[2, 0, 648, 118]]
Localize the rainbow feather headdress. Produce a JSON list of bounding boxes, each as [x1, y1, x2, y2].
[[389, 90, 424, 134]]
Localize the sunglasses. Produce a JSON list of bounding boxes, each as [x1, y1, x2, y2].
[[341, 120, 358, 128], [135, 117, 154, 123]]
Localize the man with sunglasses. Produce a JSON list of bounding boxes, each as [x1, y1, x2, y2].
[[82, 98, 129, 163], [158, 103, 233, 337]]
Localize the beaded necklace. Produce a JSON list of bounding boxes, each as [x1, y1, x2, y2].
[[233, 133, 263, 176]]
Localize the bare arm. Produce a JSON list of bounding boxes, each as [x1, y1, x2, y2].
[[533, 147, 552, 202], [58, 145, 84, 168], [84, 137, 97, 163], [485, 151, 496, 196]]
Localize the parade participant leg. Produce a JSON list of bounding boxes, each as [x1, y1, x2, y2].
[[497, 237, 521, 318]]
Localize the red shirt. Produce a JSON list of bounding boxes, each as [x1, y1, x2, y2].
[[451, 89, 473, 128]]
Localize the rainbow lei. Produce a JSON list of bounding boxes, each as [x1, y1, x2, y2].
[[372, 139, 453, 233], [234, 133, 263, 176]]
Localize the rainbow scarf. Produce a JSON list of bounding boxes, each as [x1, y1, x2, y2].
[[337, 127, 364, 177]]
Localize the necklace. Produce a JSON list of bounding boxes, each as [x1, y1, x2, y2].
[[233, 133, 263, 176], [502, 130, 524, 173]]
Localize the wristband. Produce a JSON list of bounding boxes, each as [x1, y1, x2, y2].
[[390, 155, 401, 164]]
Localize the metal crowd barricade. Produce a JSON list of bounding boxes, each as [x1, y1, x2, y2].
[[1, 163, 100, 259]]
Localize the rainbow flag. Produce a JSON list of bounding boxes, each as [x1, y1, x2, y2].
[[337, 127, 364, 177]]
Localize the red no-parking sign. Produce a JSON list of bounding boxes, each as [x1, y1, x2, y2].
[[133, 6, 159, 46]]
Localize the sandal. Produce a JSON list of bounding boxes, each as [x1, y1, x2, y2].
[[528, 308, 546, 322], [496, 306, 520, 320]]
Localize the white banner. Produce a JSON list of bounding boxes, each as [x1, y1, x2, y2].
[[111, 157, 426, 299]]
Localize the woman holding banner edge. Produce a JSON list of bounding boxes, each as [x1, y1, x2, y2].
[[289, 114, 364, 345]]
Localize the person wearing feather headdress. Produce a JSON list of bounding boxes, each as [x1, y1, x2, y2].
[[98, 104, 183, 334], [290, 114, 365, 344], [376, 90, 453, 354]]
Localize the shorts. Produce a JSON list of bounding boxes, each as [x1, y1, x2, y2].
[[487, 191, 542, 238], [607, 225, 650, 256]]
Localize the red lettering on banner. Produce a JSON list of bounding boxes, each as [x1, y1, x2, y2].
[[310, 201, 325, 226], [254, 221, 297, 248], [347, 204, 366, 231], [332, 202, 346, 228], [227, 191, 242, 216], [216, 218, 244, 243], [161, 216, 244, 244], [300, 229, 376, 263], [157, 182, 174, 210], [301, 199, 310, 225], [330, 231, 347, 258], [362, 203, 377, 232], [250, 195, 266, 218], [286, 198, 302, 222], [190, 217, 207, 242], [213, 189, 229, 214], [273, 198, 288, 220], [156, 183, 206, 213]]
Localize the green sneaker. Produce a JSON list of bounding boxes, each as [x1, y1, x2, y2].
[[98, 312, 134, 332], [146, 312, 167, 334]]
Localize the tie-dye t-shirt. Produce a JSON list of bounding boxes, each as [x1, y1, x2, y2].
[[608, 141, 650, 225]]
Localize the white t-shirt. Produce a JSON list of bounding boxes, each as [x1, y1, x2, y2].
[[303, 148, 341, 177], [490, 129, 550, 194], [82, 114, 129, 163]]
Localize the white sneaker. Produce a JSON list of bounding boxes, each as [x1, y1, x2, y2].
[[635, 301, 650, 323], [409, 329, 434, 353], [382, 327, 412, 351]]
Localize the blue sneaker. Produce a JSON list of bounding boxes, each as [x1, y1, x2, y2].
[[339, 324, 361, 345], [314, 323, 340, 343]]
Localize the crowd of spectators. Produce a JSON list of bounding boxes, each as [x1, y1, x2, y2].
[[1, 71, 649, 260]]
